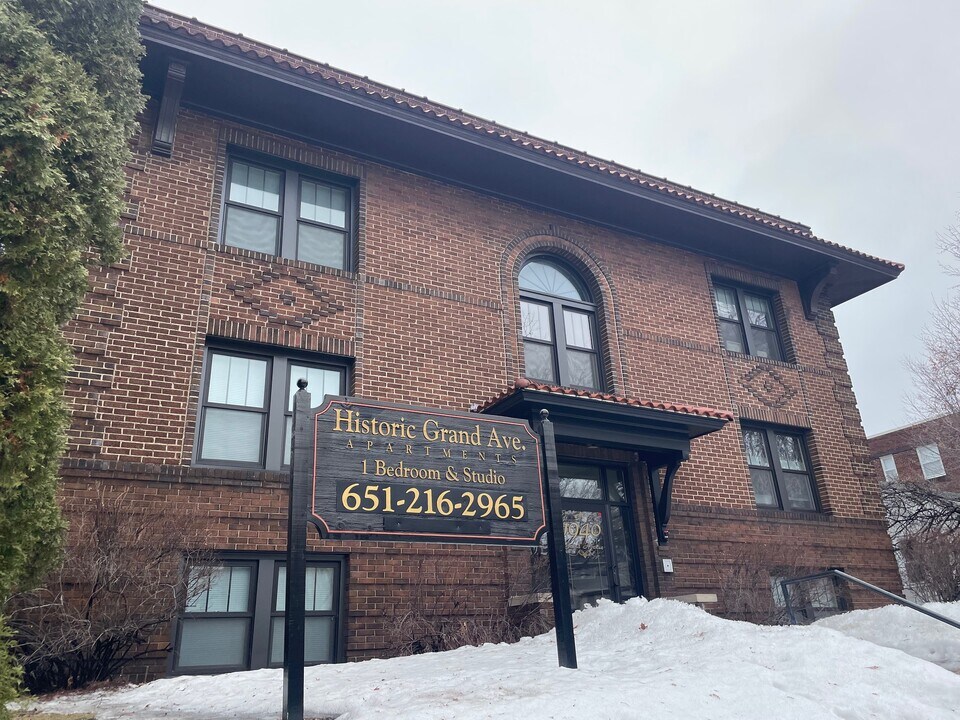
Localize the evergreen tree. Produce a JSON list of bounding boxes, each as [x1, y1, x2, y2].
[[0, 0, 143, 709]]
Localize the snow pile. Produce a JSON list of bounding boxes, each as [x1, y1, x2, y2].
[[816, 601, 960, 672], [22, 598, 960, 720]]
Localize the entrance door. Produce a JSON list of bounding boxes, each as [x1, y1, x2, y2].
[[558, 463, 642, 609]]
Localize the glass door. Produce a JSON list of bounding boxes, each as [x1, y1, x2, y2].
[[558, 463, 641, 609]]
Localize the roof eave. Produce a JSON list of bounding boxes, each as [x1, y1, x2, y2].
[[139, 17, 903, 304]]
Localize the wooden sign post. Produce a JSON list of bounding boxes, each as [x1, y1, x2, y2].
[[538, 409, 578, 669], [283, 387, 577, 720], [283, 380, 312, 720]]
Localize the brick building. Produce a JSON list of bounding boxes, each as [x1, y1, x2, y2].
[[59, 5, 905, 677], [868, 415, 960, 493], [866, 415, 960, 601]]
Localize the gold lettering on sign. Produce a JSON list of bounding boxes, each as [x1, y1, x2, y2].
[[316, 400, 544, 543], [486, 426, 524, 450], [361, 459, 442, 481], [421, 419, 483, 446], [338, 481, 528, 520], [462, 467, 506, 485], [333, 409, 417, 439]]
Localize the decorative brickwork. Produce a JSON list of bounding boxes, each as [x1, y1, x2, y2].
[[740, 365, 797, 408], [224, 268, 344, 327], [57, 73, 901, 679]]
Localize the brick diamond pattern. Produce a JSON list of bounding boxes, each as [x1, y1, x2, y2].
[[741, 366, 796, 408], [226, 270, 344, 328]]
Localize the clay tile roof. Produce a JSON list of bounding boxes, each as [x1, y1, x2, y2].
[[476, 378, 734, 422], [140, 5, 903, 273]]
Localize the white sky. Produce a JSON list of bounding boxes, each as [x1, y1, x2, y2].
[[153, 0, 960, 436]]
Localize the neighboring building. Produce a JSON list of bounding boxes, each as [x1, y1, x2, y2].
[[867, 414, 960, 601], [868, 415, 960, 492], [57, 5, 905, 678]]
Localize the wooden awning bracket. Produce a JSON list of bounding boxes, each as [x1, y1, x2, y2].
[[152, 60, 187, 156], [647, 459, 681, 545]]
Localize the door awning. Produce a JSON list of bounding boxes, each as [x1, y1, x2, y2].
[[477, 379, 733, 545], [477, 378, 731, 461]]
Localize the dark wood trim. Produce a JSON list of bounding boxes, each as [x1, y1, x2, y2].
[[483, 388, 726, 456], [647, 459, 681, 545], [152, 61, 187, 156], [798, 263, 838, 320]]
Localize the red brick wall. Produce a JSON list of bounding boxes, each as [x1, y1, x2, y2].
[[58, 101, 901, 675]]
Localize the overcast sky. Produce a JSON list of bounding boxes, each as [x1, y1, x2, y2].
[[153, 0, 960, 436]]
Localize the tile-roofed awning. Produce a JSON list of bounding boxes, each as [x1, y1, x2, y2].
[[478, 379, 732, 546], [477, 379, 731, 460], [139, 5, 904, 306], [477, 379, 733, 422]]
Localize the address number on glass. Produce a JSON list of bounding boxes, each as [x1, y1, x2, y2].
[[335, 480, 526, 520]]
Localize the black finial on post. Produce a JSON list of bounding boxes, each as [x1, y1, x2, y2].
[[293, 379, 311, 418]]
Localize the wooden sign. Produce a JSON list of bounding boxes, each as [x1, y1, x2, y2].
[[306, 396, 547, 545], [285, 390, 574, 720]]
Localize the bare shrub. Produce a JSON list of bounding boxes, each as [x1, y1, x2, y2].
[[717, 542, 814, 624], [506, 547, 554, 638], [882, 479, 960, 601], [6, 488, 213, 692], [388, 551, 551, 656], [898, 531, 960, 602]]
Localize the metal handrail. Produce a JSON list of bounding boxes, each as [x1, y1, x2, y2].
[[780, 569, 960, 631]]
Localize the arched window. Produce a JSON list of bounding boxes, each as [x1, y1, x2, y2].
[[519, 258, 601, 389]]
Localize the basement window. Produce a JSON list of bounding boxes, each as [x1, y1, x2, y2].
[[173, 554, 344, 674]]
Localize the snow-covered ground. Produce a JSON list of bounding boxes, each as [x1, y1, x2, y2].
[[815, 600, 960, 672], [19, 598, 960, 720]]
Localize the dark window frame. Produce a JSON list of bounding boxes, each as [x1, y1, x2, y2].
[[170, 553, 347, 676], [742, 424, 820, 513], [173, 560, 257, 674], [712, 282, 785, 361], [194, 343, 349, 471], [196, 349, 273, 468], [267, 560, 342, 667], [519, 257, 603, 390], [220, 151, 355, 271], [772, 572, 849, 622]]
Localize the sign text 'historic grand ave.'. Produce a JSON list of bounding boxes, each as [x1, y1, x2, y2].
[[307, 397, 547, 545]]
